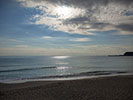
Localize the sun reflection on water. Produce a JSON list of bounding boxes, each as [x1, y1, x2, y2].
[[53, 56, 70, 59], [57, 66, 69, 70], [55, 62, 69, 65]]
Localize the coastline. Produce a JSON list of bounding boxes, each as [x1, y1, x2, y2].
[[0, 71, 131, 84], [0, 75, 133, 100]]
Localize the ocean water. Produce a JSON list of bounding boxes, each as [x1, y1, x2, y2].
[[0, 56, 133, 83]]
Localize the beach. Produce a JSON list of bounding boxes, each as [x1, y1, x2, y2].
[[0, 75, 133, 100]]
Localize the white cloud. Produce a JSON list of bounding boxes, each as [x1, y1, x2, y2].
[[71, 38, 91, 42], [15, 45, 29, 48], [0, 45, 133, 56], [42, 36, 53, 39], [8, 39, 24, 43], [73, 44, 133, 55], [16, 0, 133, 35]]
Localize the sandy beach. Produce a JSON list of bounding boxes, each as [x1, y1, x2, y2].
[[0, 75, 133, 100]]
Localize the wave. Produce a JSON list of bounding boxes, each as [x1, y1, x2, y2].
[[0, 71, 130, 83], [0, 66, 58, 73], [20, 71, 127, 80]]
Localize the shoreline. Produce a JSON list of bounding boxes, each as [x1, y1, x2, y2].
[[0, 75, 133, 100], [0, 71, 132, 84]]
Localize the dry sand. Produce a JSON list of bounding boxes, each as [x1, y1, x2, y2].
[[0, 75, 133, 100]]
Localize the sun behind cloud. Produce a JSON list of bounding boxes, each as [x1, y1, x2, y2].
[[16, 0, 133, 35], [56, 6, 72, 18]]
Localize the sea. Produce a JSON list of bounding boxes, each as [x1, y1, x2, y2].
[[0, 56, 133, 83]]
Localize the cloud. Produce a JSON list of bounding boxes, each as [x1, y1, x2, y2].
[[1, 44, 133, 56], [0, 47, 79, 56], [115, 23, 133, 35], [73, 44, 133, 55], [16, 0, 133, 35], [71, 38, 91, 42], [15, 45, 29, 48], [42, 36, 53, 39], [8, 39, 24, 43]]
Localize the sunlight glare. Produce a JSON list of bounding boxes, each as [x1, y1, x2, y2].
[[56, 6, 72, 18], [53, 56, 70, 59], [57, 66, 69, 70]]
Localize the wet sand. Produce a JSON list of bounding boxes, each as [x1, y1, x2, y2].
[[0, 75, 133, 100]]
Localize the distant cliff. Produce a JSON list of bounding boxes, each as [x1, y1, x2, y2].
[[123, 52, 133, 56], [108, 52, 133, 56]]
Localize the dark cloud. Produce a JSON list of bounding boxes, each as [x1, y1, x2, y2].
[[64, 17, 111, 29], [63, 16, 96, 25], [52, 0, 132, 32], [45, 0, 132, 8], [90, 23, 112, 30], [115, 23, 133, 32], [42, 0, 133, 34]]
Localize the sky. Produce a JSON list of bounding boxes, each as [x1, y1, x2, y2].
[[0, 0, 133, 56]]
